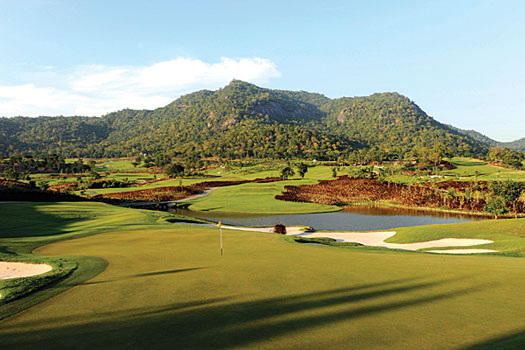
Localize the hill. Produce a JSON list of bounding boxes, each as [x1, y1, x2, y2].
[[449, 125, 525, 151], [0, 80, 491, 160]]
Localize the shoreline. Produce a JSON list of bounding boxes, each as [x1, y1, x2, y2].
[[341, 201, 523, 219]]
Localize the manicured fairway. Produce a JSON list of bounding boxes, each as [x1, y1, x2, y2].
[[443, 158, 525, 180], [186, 180, 340, 213], [0, 204, 524, 349]]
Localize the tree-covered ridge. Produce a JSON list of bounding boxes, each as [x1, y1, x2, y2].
[[0, 80, 501, 159], [449, 125, 525, 151], [0, 116, 111, 156], [322, 93, 488, 157]]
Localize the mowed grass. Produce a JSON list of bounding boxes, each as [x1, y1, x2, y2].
[[0, 202, 207, 318], [384, 157, 525, 184], [0, 202, 524, 349], [186, 180, 340, 214], [205, 163, 337, 181], [442, 157, 525, 181], [94, 159, 144, 172]]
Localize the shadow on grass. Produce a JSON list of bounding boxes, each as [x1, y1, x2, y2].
[[464, 329, 525, 350], [0, 277, 491, 349], [80, 267, 207, 285], [0, 202, 88, 239]]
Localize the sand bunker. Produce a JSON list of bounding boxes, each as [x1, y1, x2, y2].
[[294, 231, 495, 252], [0, 261, 53, 280], [426, 249, 498, 254]]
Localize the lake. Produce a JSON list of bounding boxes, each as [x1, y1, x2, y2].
[[170, 206, 485, 231]]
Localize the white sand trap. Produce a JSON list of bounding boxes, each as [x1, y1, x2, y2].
[[293, 231, 495, 252], [0, 261, 53, 280], [426, 249, 498, 254]]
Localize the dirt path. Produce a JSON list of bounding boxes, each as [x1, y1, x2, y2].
[[175, 187, 220, 202]]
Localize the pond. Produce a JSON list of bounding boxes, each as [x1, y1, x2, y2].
[[170, 206, 486, 231]]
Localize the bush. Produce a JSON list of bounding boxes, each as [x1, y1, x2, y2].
[[484, 197, 508, 217], [273, 223, 287, 234]]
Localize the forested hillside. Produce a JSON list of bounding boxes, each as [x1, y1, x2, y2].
[[450, 125, 525, 151], [0, 80, 497, 159]]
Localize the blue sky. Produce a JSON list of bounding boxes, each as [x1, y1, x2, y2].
[[0, 0, 524, 141]]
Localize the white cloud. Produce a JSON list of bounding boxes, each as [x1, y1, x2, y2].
[[0, 57, 280, 117]]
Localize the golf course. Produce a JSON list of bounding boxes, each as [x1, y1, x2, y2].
[[1, 200, 525, 349], [3, 3, 525, 348]]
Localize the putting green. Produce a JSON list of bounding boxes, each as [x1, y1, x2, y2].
[[1, 222, 525, 349]]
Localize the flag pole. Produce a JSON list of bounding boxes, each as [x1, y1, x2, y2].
[[219, 220, 223, 256]]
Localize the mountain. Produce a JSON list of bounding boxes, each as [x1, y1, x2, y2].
[[0, 80, 491, 160], [449, 125, 525, 150], [505, 138, 525, 150]]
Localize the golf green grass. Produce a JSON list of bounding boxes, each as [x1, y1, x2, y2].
[[186, 180, 340, 214]]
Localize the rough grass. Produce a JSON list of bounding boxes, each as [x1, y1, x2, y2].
[[0, 204, 524, 349]]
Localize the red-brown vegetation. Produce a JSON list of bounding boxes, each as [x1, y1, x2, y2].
[[101, 186, 198, 202], [275, 175, 519, 213]]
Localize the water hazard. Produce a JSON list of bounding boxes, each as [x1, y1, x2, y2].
[[171, 206, 485, 231]]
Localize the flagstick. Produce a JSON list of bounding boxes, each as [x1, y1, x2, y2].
[[219, 221, 223, 256]]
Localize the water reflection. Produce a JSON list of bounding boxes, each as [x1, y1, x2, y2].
[[170, 206, 485, 232]]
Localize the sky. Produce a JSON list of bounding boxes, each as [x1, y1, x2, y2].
[[0, 0, 524, 141]]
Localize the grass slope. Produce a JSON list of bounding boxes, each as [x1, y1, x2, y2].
[[0, 202, 200, 317], [0, 209, 524, 349]]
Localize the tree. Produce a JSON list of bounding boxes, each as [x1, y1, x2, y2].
[[331, 167, 337, 178], [484, 197, 507, 218], [3, 167, 18, 180], [143, 156, 155, 168], [490, 181, 524, 215], [280, 166, 295, 179], [90, 170, 101, 180], [166, 163, 185, 178], [296, 162, 308, 179]]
